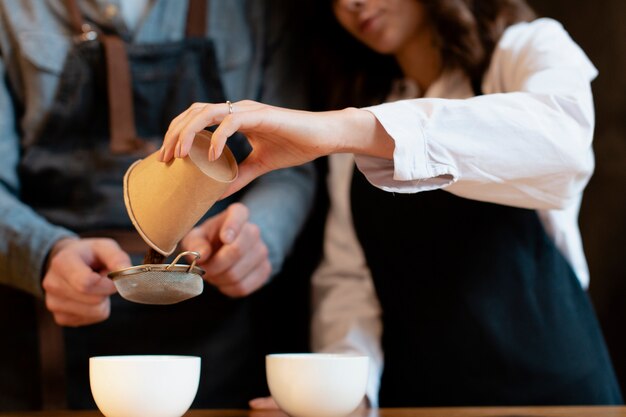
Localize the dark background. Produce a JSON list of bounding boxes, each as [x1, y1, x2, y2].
[[526, 0, 626, 398], [1, 0, 625, 410]]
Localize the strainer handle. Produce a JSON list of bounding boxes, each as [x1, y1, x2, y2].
[[166, 251, 201, 272]]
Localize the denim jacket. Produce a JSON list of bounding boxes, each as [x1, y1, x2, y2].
[[0, 0, 315, 296]]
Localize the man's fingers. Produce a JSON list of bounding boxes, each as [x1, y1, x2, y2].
[[202, 223, 260, 277], [43, 271, 112, 304], [220, 203, 249, 244], [51, 312, 87, 327], [49, 239, 126, 296], [181, 226, 213, 262], [217, 259, 271, 298], [206, 239, 268, 287], [93, 239, 132, 273], [51, 252, 115, 296], [46, 294, 111, 327]]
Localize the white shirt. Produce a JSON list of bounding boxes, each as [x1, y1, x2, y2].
[[310, 18, 598, 407]]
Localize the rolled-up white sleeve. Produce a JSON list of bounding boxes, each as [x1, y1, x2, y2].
[[355, 18, 598, 211], [311, 154, 383, 407]]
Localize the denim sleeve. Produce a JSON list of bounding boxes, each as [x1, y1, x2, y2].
[[240, 164, 316, 277], [0, 53, 76, 298], [236, 0, 316, 277]]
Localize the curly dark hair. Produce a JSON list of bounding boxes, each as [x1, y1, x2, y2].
[[309, 0, 536, 109]]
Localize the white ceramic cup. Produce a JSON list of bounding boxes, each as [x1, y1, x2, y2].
[[266, 353, 369, 417], [90, 355, 201, 417]]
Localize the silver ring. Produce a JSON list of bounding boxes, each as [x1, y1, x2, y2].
[[226, 100, 233, 114]]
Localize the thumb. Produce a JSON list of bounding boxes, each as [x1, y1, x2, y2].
[[220, 203, 249, 244], [93, 239, 132, 272], [181, 226, 215, 263]]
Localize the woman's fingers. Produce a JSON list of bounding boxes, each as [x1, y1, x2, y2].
[[161, 103, 205, 161], [161, 101, 237, 162], [177, 105, 223, 157]]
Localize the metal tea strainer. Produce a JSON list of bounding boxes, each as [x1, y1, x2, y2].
[[108, 251, 205, 305]]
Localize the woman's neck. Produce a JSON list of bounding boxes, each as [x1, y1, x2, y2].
[[395, 26, 442, 93]]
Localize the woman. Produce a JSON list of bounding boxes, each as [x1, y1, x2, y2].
[[161, 0, 622, 406]]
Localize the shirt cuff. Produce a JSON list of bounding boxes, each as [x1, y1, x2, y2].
[[357, 102, 456, 193]]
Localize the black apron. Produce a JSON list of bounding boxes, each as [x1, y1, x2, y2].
[[18, 0, 265, 408], [350, 168, 623, 406]]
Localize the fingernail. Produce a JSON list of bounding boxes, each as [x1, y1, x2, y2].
[[223, 229, 235, 244], [208, 145, 216, 161], [158, 146, 165, 162]]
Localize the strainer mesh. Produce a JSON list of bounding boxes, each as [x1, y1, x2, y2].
[[114, 271, 203, 305]]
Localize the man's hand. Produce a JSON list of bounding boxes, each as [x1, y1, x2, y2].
[[42, 238, 131, 327], [181, 202, 271, 297]]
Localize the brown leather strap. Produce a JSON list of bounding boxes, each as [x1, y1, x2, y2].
[[64, 0, 84, 34], [102, 34, 142, 154], [64, 0, 141, 153], [64, 0, 209, 154], [36, 301, 67, 410], [186, 0, 209, 37]]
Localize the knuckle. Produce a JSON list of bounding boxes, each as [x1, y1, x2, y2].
[[42, 276, 53, 292], [48, 254, 64, 271], [76, 278, 93, 294], [227, 244, 242, 260], [45, 296, 56, 312], [259, 243, 269, 260], [100, 237, 118, 249], [221, 270, 239, 285], [179, 126, 193, 140], [200, 104, 214, 118], [260, 260, 272, 279], [97, 300, 111, 321], [231, 202, 249, 217], [247, 223, 261, 240], [227, 283, 248, 298], [54, 314, 71, 327], [258, 260, 272, 283]]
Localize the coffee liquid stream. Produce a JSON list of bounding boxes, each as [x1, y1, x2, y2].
[[143, 247, 166, 264]]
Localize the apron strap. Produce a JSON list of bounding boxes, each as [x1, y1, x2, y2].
[[101, 34, 142, 153], [186, 0, 209, 37], [64, 0, 84, 35], [63, 0, 210, 154], [64, 0, 142, 153]]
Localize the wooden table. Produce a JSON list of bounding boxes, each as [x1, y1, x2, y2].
[[1, 408, 626, 417]]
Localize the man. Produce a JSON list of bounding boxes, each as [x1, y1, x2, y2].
[[0, 0, 316, 409]]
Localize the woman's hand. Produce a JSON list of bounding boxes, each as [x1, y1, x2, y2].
[[160, 100, 392, 198], [249, 396, 279, 410]]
